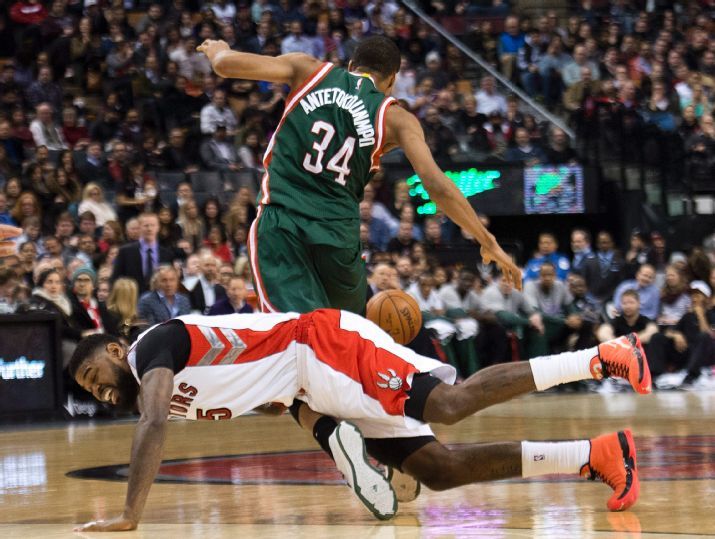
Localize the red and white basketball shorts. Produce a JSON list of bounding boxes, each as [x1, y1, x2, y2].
[[296, 310, 457, 439]]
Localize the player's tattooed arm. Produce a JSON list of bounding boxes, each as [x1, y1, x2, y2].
[[387, 106, 523, 290], [75, 367, 174, 532]]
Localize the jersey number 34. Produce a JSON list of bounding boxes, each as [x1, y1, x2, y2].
[[303, 120, 356, 186]]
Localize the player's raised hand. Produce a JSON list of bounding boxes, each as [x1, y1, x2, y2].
[[196, 39, 230, 62], [74, 515, 137, 532], [481, 243, 523, 291], [0, 224, 21, 257]]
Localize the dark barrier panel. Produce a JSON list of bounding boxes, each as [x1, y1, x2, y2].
[[0, 313, 63, 420]]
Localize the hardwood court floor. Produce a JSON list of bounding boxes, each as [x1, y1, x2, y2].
[[1, 391, 714, 538]]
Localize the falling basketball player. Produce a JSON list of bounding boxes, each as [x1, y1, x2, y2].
[[72, 309, 651, 531], [194, 34, 522, 511]]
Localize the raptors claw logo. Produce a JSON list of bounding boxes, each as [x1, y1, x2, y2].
[[376, 368, 403, 391]]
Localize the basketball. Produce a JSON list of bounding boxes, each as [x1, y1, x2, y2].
[[366, 290, 422, 345]]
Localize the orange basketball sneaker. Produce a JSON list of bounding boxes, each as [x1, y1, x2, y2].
[[591, 333, 652, 394], [581, 430, 639, 511]]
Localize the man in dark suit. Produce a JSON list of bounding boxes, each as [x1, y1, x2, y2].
[[189, 252, 227, 314], [112, 212, 173, 293], [77, 141, 112, 190], [68, 266, 119, 337], [208, 276, 253, 315], [580, 231, 625, 306], [199, 124, 240, 171], [138, 265, 192, 325]]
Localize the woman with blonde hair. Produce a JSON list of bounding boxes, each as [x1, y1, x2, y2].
[[11, 191, 42, 226], [78, 182, 118, 226], [177, 199, 205, 251], [107, 278, 148, 342]]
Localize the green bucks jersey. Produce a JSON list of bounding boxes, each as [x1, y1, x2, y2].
[[259, 63, 396, 246]]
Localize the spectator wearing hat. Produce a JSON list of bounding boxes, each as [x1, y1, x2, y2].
[[68, 266, 118, 337], [647, 281, 715, 383], [417, 51, 450, 90]]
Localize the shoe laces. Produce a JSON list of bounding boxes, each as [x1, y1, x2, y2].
[[583, 464, 618, 490], [602, 358, 629, 380]]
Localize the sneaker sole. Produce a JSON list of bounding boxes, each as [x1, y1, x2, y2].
[[609, 429, 639, 512], [626, 333, 652, 394], [386, 466, 421, 503], [331, 422, 397, 520]]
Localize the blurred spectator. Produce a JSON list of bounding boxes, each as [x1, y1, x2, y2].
[[360, 200, 391, 252], [387, 221, 418, 259], [208, 275, 253, 315], [481, 274, 547, 358], [524, 262, 574, 352], [498, 16, 525, 81], [162, 128, 199, 173], [107, 277, 147, 342], [562, 44, 600, 88], [77, 183, 118, 227], [281, 21, 316, 56], [505, 127, 546, 164], [545, 127, 578, 164], [25, 66, 63, 110], [580, 231, 624, 304], [597, 289, 659, 348], [200, 125, 240, 171], [421, 106, 459, 160], [613, 264, 660, 321], [111, 212, 173, 293], [524, 232, 570, 282], [0, 266, 19, 314], [138, 265, 191, 325], [0, 192, 16, 226], [658, 264, 692, 327], [475, 76, 507, 116], [29, 103, 67, 151], [188, 252, 227, 314], [77, 141, 112, 189], [68, 266, 117, 337], [570, 228, 595, 274], [200, 89, 238, 135], [566, 273, 601, 350]]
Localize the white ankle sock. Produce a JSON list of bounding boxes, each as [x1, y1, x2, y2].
[[521, 440, 591, 478], [528, 347, 598, 391]]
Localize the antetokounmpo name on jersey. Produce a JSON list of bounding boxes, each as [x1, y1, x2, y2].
[[299, 88, 376, 147]]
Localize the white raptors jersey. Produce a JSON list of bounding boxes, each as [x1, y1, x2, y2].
[[128, 313, 302, 420]]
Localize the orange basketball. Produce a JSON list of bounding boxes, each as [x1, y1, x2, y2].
[[366, 290, 422, 345]]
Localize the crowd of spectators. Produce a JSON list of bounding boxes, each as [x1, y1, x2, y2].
[[0, 0, 712, 406]]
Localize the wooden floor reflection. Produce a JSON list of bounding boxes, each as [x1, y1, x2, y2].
[[1, 391, 715, 538]]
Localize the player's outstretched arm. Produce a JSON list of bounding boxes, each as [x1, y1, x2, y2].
[[386, 106, 523, 290], [75, 367, 174, 532], [197, 39, 321, 88]]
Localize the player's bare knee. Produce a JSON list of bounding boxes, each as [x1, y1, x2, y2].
[[428, 388, 463, 425], [414, 462, 461, 491]]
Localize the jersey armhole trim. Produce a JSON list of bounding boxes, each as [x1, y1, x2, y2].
[[369, 97, 398, 172]]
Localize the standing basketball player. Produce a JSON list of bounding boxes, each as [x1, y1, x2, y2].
[[71, 311, 650, 531], [196, 36, 523, 512]]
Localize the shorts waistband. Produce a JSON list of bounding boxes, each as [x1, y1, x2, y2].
[[295, 312, 315, 345]]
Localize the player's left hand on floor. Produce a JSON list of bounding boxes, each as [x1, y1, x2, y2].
[[74, 515, 137, 532]]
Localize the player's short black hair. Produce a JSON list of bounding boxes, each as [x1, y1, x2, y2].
[[351, 36, 401, 79], [68, 333, 122, 378]]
